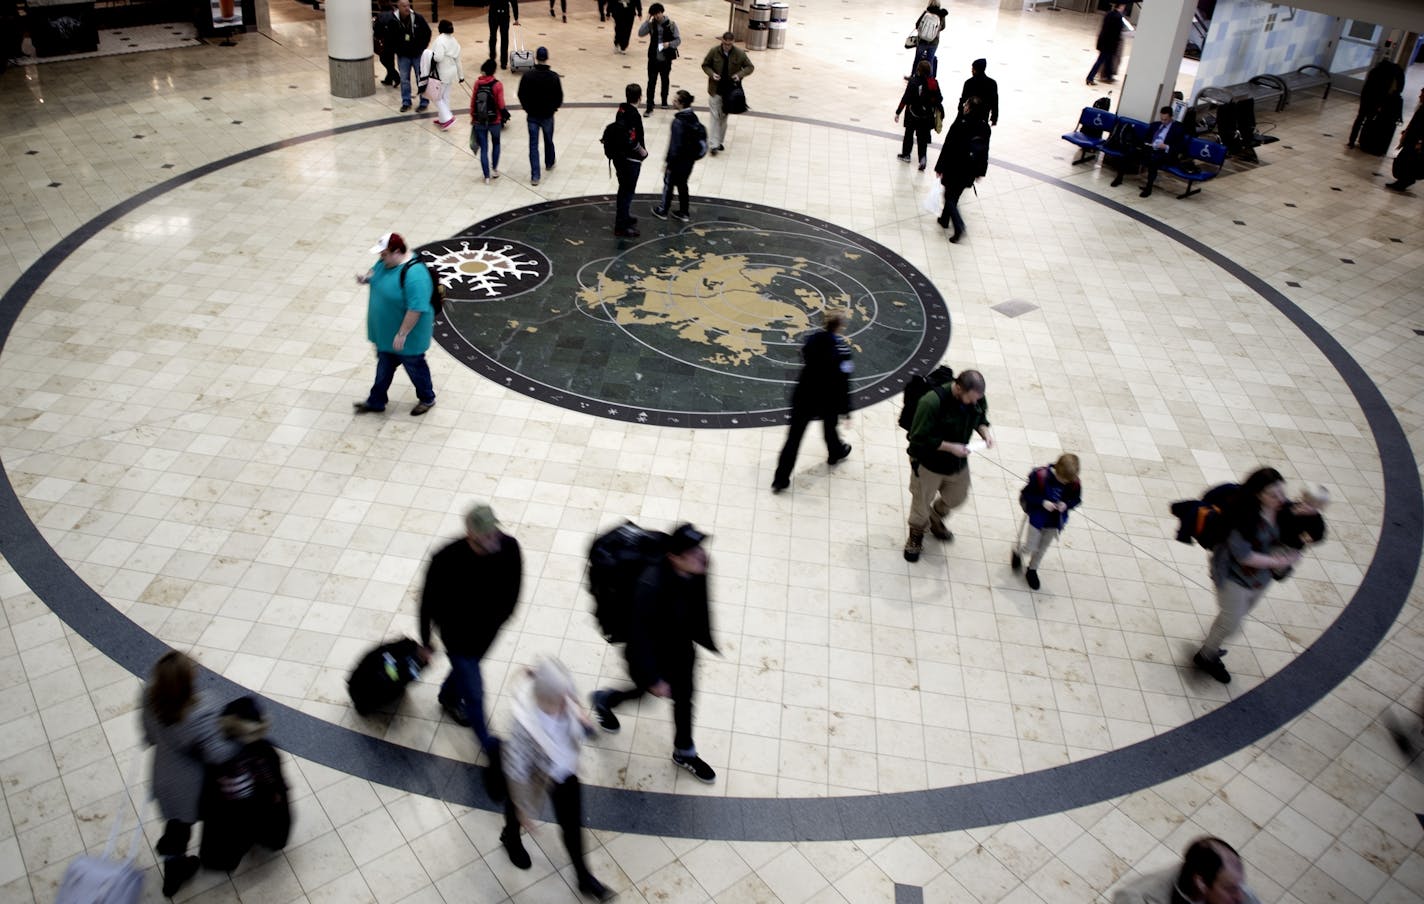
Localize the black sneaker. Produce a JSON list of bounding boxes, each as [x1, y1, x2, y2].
[[672, 752, 715, 783], [828, 443, 852, 465], [1025, 568, 1040, 590], [651, 206, 668, 220], [671, 210, 690, 222], [1010, 551, 1022, 572], [501, 829, 532, 869], [438, 692, 470, 727], [579, 876, 614, 901], [590, 691, 620, 733], [1193, 651, 1231, 684], [162, 855, 200, 898], [399, 103, 412, 113]]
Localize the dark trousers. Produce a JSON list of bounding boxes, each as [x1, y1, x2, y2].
[[659, 160, 692, 215], [503, 776, 596, 884], [157, 819, 192, 859], [614, 159, 642, 229], [901, 120, 932, 162], [939, 182, 966, 234], [613, 9, 636, 49], [1087, 47, 1117, 83], [911, 41, 937, 78], [489, 18, 510, 68], [597, 0, 606, 17], [365, 350, 435, 409], [773, 409, 843, 485], [647, 58, 672, 109], [379, 50, 397, 82], [601, 667, 695, 752]]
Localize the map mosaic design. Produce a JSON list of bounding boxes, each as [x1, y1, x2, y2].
[[422, 196, 950, 428]]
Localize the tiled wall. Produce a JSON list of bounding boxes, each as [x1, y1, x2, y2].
[[1191, 0, 1339, 94]]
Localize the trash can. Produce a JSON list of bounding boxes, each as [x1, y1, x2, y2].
[[748, 3, 770, 51], [768, 3, 788, 49], [732, 6, 750, 43]]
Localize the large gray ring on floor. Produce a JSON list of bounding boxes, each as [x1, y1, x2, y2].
[[0, 113, 1417, 841]]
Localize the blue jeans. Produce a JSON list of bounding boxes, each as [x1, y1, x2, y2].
[[660, 160, 692, 215], [912, 42, 938, 78], [397, 54, 421, 107], [472, 123, 502, 178], [441, 654, 496, 750], [527, 116, 555, 180], [365, 350, 435, 409]]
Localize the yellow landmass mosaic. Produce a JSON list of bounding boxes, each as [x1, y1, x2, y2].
[[578, 253, 853, 367]]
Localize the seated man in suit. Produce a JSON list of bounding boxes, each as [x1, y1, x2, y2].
[[1112, 105, 1186, 197], [1112, 837, 1260, 904]]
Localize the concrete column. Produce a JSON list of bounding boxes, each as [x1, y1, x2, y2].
[[1118, 0, 1196, 120], [328, 0, 375, 99]]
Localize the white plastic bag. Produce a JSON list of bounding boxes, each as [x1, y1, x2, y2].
[[920, 181, 943, 215]]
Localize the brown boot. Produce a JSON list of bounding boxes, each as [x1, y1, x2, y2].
[[928, 515, 951, 541], [903, 528, 925, 562]]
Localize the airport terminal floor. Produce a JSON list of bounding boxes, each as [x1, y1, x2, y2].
[[1, 1, 1423, 901]]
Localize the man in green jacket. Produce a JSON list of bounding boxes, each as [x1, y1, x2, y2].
[[700, 31, 753, 156], [904, 369, 993, 562]]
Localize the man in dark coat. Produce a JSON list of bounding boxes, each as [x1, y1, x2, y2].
[[933, 95, 992, 243], [420, 503, 522, 756], [1111, 105, 1186, 197], [771, 313, 853, 493], [373, 0, 399, 87], [612, 83, 648, 237], [487, 0, 520, 71], [1386, 86, 1424, 192], [591, 524, 719, 784], [609, 0, 642, 53], [1086, 2, 1128, 86], [959, 58, 998, 127], [1348, 58, 1404, 149], [517, 46, 563, 185], [387, 0, 432, 113]]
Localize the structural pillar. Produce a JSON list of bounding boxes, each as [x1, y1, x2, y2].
[[1118, 0, 1196, 120], [328, 0, 375, 99]]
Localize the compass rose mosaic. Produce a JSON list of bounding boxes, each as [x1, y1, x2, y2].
[[420, 196, 950, 428]]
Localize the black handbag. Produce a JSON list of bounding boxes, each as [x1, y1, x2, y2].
[[725, 84, 747, 115]]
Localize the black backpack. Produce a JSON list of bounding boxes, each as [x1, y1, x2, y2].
[[681, 116, 708, 161], [601, 119, 633, 160], [1169, 483, 1239, 550], [347, 637, 425, 715], [400, 258, 446, 318], [473, 81, 498, 124], [898, 365, 955, 433], [587, 522, 667, 643]]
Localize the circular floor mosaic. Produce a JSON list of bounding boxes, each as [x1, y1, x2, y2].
[[422, 196, 950, 428]]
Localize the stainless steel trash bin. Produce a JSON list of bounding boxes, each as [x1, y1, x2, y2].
[[748, 3, 770, 51], [768, 2, 788, 49]]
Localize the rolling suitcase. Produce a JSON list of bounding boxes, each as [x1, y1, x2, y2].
[[1359, 113, 1396, 156], [348, 637, 425, 714]]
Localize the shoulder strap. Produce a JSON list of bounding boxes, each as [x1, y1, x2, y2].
[[398, 258, 418, 287]]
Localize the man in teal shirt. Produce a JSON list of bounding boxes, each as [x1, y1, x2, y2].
[[354, 232, 437, 416]]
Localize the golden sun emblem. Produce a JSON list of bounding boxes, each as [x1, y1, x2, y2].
[[427, 241, 543, 298]]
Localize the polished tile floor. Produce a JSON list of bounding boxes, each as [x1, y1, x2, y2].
[[1, 1, 1423, 901]]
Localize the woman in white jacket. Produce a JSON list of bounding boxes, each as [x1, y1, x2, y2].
[[499, 658, 612, 901], [427, 19, 465, 130]]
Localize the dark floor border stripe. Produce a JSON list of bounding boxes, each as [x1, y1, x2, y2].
[[0, 113, 1417, 841]]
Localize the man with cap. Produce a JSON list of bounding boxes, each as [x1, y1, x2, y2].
[[960, 58, 999, 127], [590, 523, 719, 783], [517, 46, 563, 186], [419, 503, 523, 763], [354, 232, 437, 416], [700, 31, 753, 156]]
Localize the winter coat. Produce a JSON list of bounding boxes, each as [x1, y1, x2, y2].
[[1021, 465, 1083, 531], [141, 697, 239, 824], [518, 64, 564, 119], [935, 112, 991, 188], [624, 558, 717, 691], [897, 75, 944, 125], [429, 33, 464, 83], [386, 9, 431, 57], [790, 328, 852, 418], [419, 534, 522, 658], [700, 43, 753, 98]]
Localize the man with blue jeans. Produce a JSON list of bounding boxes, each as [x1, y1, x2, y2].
[[354, 231, 436, 416], [419, 503, 523, 764], [516, 46, 563, 186], [387, 0, 431, 113]]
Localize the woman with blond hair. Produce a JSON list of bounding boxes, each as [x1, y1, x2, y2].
[[1012, 453, 1082, 590], [140, 651, 239, 897]]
